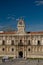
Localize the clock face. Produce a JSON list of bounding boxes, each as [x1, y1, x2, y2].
[[19, 21, 22, 25]]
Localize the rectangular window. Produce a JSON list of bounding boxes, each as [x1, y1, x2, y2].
[[28, 40, 31, 45], [11, 40, 14, 45], [38, 40, 40, 45], [2, 40, 5, 45]]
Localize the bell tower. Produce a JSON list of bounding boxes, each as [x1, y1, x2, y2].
[[17, 18, 25, 33]]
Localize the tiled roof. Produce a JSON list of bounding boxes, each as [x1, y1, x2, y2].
[[26, 31, 43, 34], [0, 31, 16, 34], [0, 31, 43, 34]]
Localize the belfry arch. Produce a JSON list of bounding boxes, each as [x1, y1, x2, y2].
[[19, 51, 23, 58]]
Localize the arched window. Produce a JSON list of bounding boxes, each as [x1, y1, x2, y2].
[[20, 40, 22, 43], [37, 40, 40, 45], [11, 40, 14, 45], [12, 48, 14, 51], [28, 40, 31, 45], [18, 40, 23, 46], [28, 48, 30, 52], [2, 48, 5, 51], [2, 40, 5, 45]]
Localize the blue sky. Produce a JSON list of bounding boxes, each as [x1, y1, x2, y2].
[[0, 0, 43, 31]]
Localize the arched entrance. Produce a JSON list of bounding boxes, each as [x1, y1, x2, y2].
[[19, 51, 23, 58]]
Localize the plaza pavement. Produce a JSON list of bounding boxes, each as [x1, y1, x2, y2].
[[0, 58, 43, 65]]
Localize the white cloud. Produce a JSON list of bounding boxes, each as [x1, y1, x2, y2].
[[6, 14, 16, 21], [11, 17, 15, 20], [7, 16, 15, 20], [34, 1, 43, 6], [7, 16, 11, 19], [16, 16, 25, 21], [0, 26, 3, 28], [16, 18, 19, 21]]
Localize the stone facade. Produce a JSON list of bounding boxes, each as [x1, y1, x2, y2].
[[0, 19, 43, 59]]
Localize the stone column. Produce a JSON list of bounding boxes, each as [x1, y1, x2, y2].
[[39, 47, 40, 52], [24, 46, 27, 59], [23, 46, 24, 58], [35, 46, 37, 52], [15, 46, 17, 58], [32, 46, 35, 53]]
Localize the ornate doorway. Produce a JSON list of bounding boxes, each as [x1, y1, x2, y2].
[[19, 51, 23, 58]]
